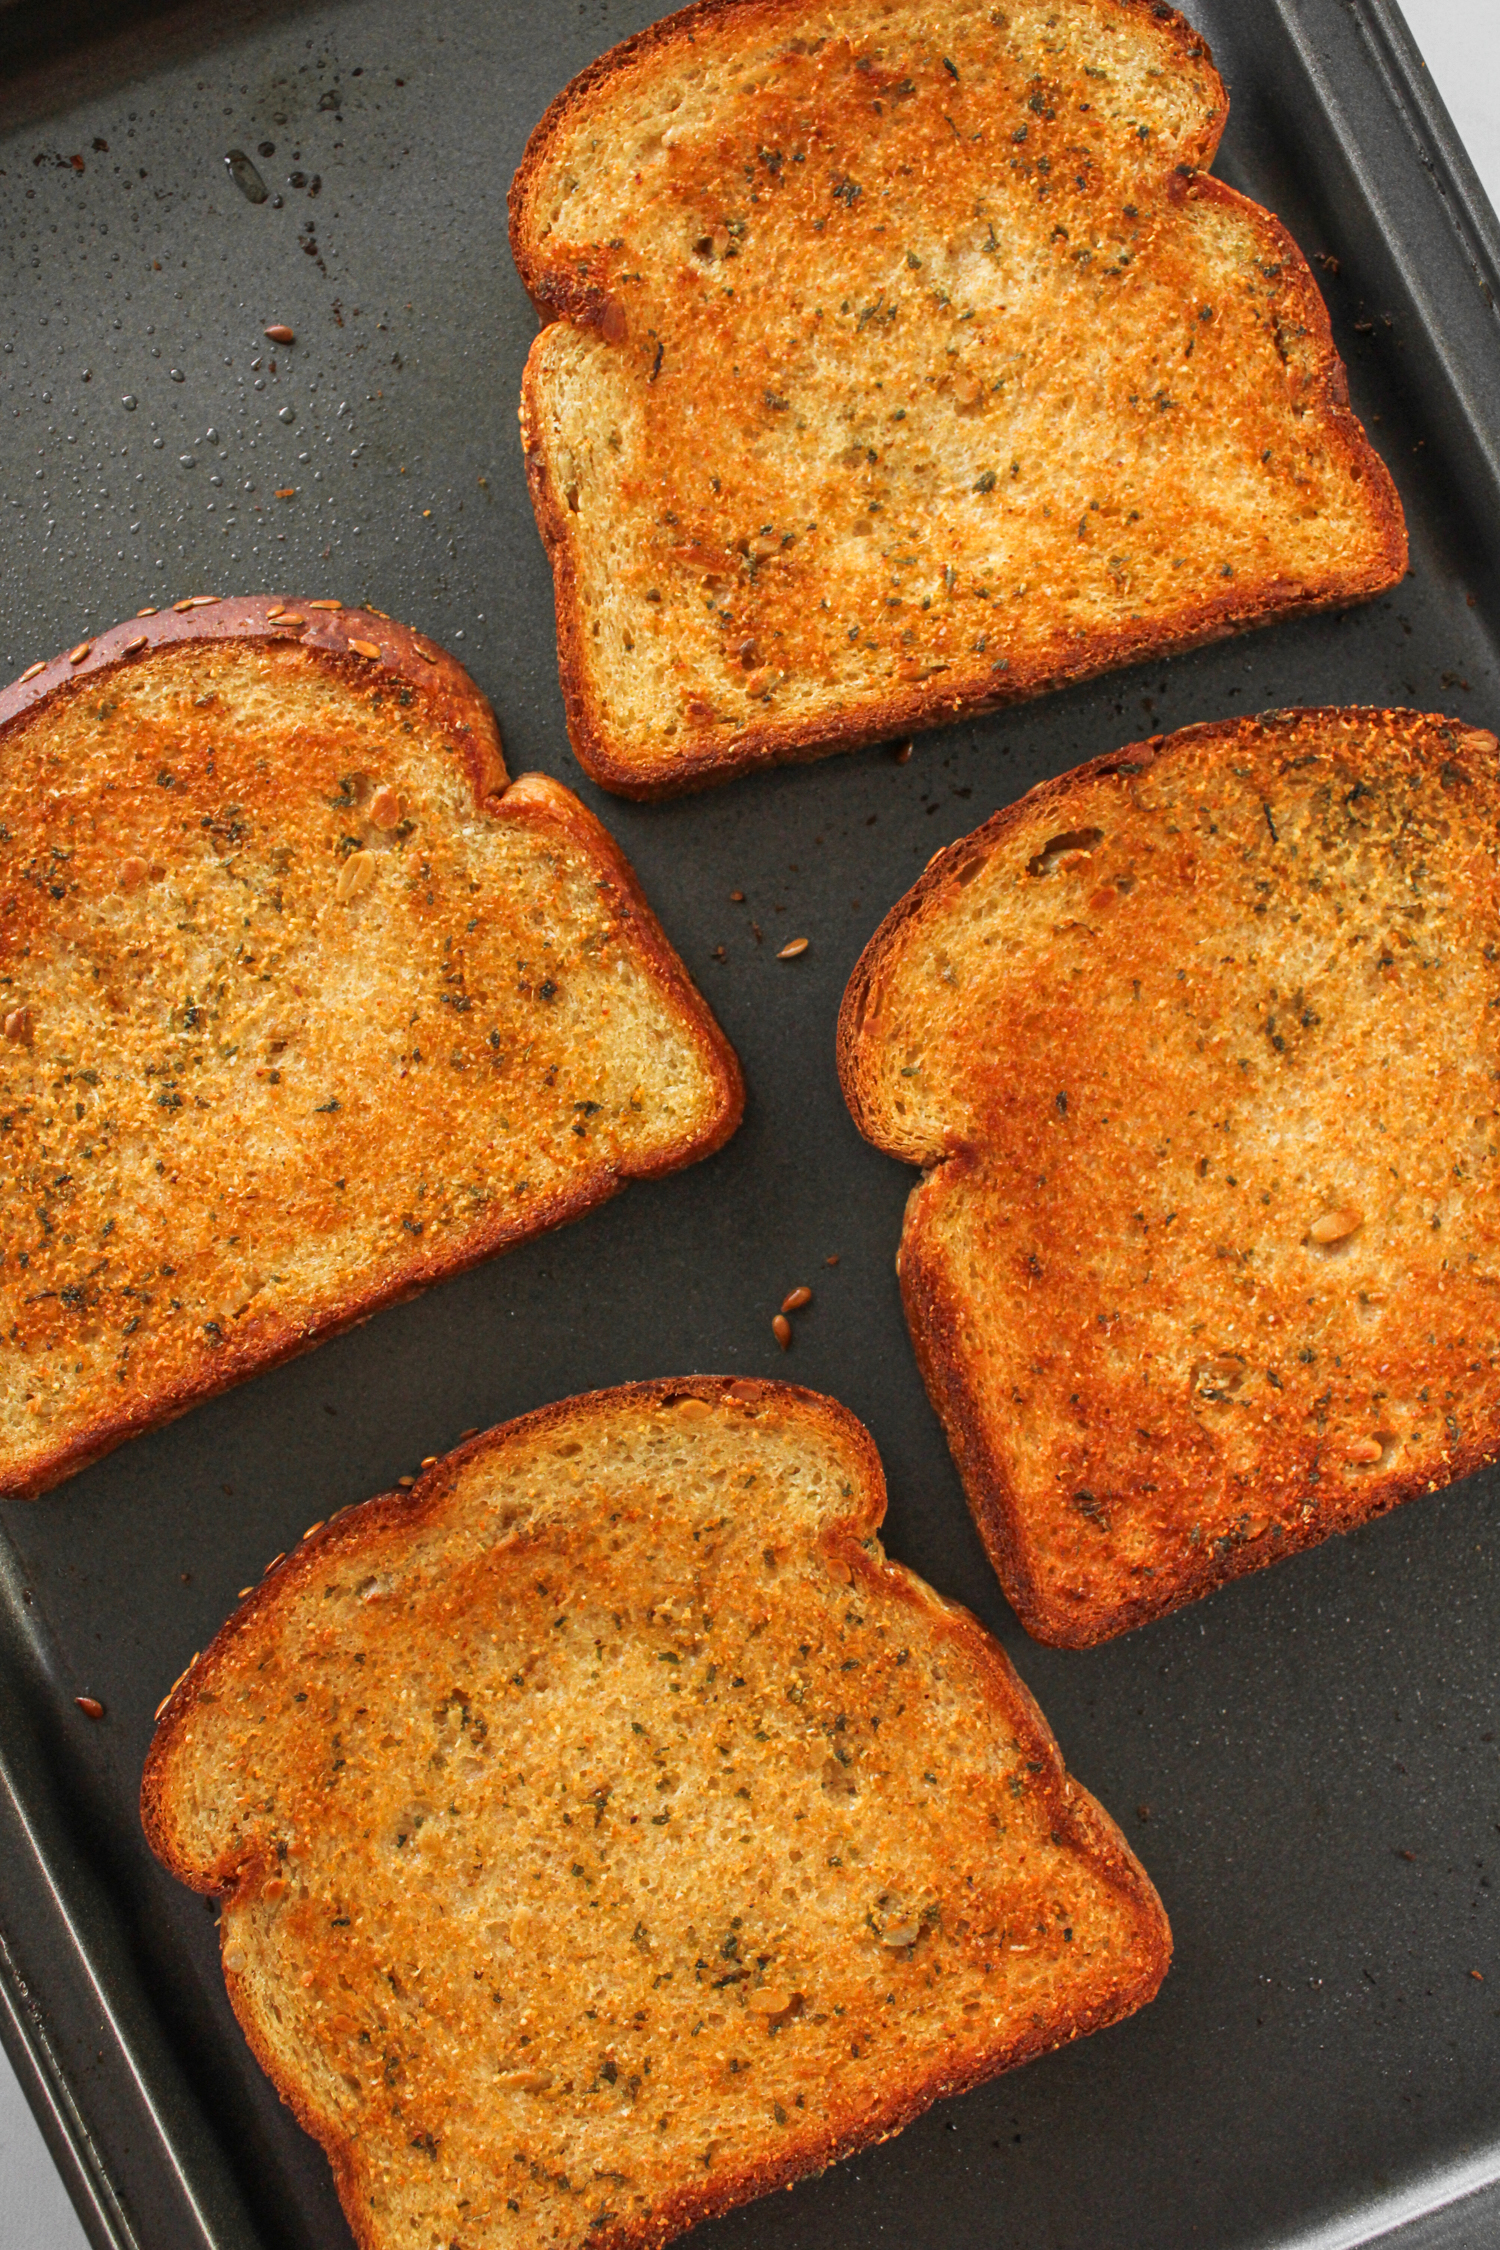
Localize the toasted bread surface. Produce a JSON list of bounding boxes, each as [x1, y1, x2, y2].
[[142, 1377, 1169, 2250], [840, 709, 1500, 1645], [0, 604, 741, 1497], [511, 0, 1404, 796]]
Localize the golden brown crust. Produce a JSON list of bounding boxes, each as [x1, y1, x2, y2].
[[840, 708, 1500, 1645], [0, 595, 506, 796], [1, 614, 742, 1499], [143, 1376, 1169, 2249], [510, 2, 1404, 798]]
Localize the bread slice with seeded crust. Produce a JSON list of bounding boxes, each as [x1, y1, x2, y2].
[[0, 603, 741, 1497], [141, 1377, 1170, 2250], [839, 708, 1500, 1645], [510, 0, 1404, 797]]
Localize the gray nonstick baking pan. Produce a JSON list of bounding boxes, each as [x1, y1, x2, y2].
[[1, 1, 1498, 2245]]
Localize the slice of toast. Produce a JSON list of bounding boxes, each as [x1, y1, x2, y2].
[[839, 708, 1500, 1645], [142, 1377, 1170, 2250], [511, 0, 1404, 797], [0, 605, 741, 1497]]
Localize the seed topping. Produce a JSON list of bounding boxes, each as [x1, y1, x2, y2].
[[369, 784, 405, 830], [19, 662, 45, 683], [336, 850, 377, 903], [1309, 1207, 1363, 1246], [348, 638, 382, 660], [118, 856, 150, 893], [307, 598, 343, 610], [122, 634, 149, 656], [68, 642, 92, 664], [4, 1006, 34, 1046], [1346, 1437, 1384, 1463], [747, 1986, 796, 2014]]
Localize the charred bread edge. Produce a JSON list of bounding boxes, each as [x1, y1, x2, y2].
[[141, 1374, 1170, 2250], [838, 706, 1500, 1646], [508, 4, 1404, 799], [0, 605, 744, 1499]]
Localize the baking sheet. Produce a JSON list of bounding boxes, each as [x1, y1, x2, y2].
[[1, 1, 1499, 2245]]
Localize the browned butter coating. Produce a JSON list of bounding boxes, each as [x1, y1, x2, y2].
[[840, 708, 1500, 1643], [143, 1378, 1169, 2250], [511, 0, 1404, 794], [0, 601, 741, 1495]]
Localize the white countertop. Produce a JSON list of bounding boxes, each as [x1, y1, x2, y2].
[[2, 3, 1498, 2246]]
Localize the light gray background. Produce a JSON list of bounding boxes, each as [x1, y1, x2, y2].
[[0, 1, 1497, 2245]]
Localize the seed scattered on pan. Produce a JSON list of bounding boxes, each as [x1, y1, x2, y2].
[[730, 889, 745, 902], [19, 662, 45, 683], [892, 738, 914, 763], [275, 486, 297, 499], [1310, 1207, 1363, 1245], [1346, 1437, 1384, 1463], [4, 1006, 33, 1047], [68, 641, 92, 664], [778, 938, 809, 959], [398, 1475, 416, 1488], [122, 634, 148, 656], [336, 850, 377, 903], [118, 856, 149, 893], [772, 1313, 792, 1349], [348, 637, 381, 660], [825, 1253, 840, 1267], [74, 1696, 105, 1720], [369, 784, 404, 829], [782, 1285, 812, 1313], [264, 323, 295, 343], [308, 598, 343, 610]]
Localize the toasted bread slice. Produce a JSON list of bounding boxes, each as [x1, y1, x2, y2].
[[142, 1377, 1169, 2250], [840, 709, 1500, 1645], [0, 605, 741, 1497], [511, 0, 1404, 797]]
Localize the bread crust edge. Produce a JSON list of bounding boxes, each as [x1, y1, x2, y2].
[[141, 1374, 1170, 2249], [1, 608, 743, 1499], [838, 706, 1491, 1645]]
